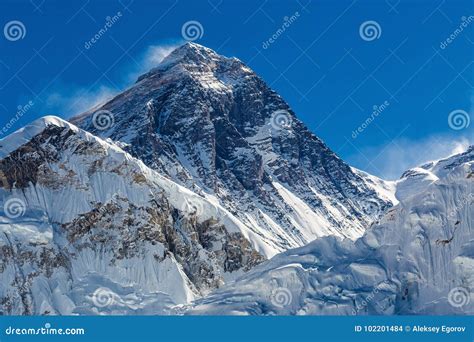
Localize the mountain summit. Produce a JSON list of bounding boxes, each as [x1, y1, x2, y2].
[[137, 42, 247, 81], [72, 43, 395, 255]]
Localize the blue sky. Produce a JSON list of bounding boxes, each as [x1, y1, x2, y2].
[[0, 0, 473, 179]]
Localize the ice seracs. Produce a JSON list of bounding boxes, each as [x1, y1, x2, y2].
[[187, 146, 474, 315]]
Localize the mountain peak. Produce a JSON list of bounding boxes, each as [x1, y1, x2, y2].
[[136, 43, 246, 83], [0, 116, 79, 159], [72, 42, 395, 251], [163, 42, 221, 62], [161, 42, 234, 66]]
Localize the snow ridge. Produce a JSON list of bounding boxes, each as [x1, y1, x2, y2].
[[187, 148, 474, 315], [0, 118, 265, 314]]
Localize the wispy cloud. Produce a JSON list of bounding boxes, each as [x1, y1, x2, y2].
[[42, 42, 182, 118], [126, 43, 181, 83], [44, 84, 118, 117], [348, 133, 473, 180]]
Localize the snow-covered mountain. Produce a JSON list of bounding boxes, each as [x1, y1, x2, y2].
[[187, 147, 474, 315], [4, 43, 463, 316], [72, 43, 395, 255], [0, 117, 266, 314]]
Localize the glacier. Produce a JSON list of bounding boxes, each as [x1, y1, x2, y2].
[[188, 147, 474, 315]]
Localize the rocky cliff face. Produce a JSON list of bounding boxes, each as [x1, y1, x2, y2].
[[72, 43, 395, 254]]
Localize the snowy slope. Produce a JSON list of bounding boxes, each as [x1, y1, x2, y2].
[[0, 116, 267, 315], [72, 43, 395, 252], [188, 147, 474, 315]]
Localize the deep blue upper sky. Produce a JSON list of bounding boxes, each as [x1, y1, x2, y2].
[[0, 0, 473, 179]]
